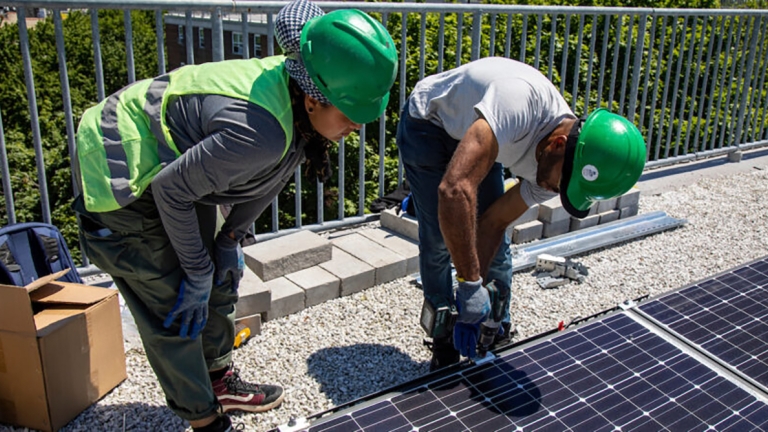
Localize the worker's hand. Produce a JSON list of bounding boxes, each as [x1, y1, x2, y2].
[[163, 271, 213, 339], [454, 278, 491, 325], [453, 322, 481, 358], [214, 232, 245, 290]]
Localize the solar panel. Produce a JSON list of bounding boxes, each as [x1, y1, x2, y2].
[[639, 256, 768, 390], [305, 313, 768, 432]]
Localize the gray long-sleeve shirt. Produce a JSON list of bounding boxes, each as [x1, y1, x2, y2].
[[151, 94, 305, 277]]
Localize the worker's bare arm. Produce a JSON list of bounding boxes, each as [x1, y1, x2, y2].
[[438, 117, 499, 282], [477, 182, 529, 279]]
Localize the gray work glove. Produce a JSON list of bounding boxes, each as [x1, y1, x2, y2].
[[454, 278, 491, 324], [163, 270, 213, 339], [213, 232, 245, 290]]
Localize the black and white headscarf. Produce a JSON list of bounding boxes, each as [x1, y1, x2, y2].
[[275, 0, 330, 104]]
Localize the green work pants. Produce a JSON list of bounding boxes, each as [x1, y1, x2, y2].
[[73, 190, 237, 421]]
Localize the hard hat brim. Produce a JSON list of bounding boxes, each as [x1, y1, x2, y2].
[[335, 92, 390, 125], [560, 119, 591, 219]]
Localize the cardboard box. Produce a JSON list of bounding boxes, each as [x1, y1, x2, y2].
[[0, 269, 127, 432]]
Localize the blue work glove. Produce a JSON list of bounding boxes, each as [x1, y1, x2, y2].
[[163, 270, 213, 339], [453, 278, 491, 358], [214, 232, 245, 290]]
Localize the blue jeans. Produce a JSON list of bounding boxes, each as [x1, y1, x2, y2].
[[396, 100, 512, 324]]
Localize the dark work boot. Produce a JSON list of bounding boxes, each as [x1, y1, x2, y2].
[[489, 322, 517, 351], [192, 414, 237, 432], [427, 336, 460, 372]]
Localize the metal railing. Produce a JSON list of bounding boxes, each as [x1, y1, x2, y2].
[[2, 1, 768, 257]]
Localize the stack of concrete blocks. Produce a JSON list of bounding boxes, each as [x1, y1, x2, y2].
[[236, 228, 419, 326]]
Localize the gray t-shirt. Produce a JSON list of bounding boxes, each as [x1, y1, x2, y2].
[[152, 94, 304, 277], [408, 57, 575, 206]]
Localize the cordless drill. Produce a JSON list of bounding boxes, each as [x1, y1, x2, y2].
[[476, 280, 509, 358]]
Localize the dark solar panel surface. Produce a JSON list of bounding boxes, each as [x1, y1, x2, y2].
[[307, 313, 768, 432], [639, 257, 768, 389]]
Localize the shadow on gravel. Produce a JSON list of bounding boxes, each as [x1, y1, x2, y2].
[[307, 343, 428, 405], [58, 402, 187, 432]]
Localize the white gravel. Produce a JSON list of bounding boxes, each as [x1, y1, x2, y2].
[[2, 160, 767, 432]]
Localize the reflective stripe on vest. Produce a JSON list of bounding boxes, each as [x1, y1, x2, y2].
[[77, 56, 293, 212]]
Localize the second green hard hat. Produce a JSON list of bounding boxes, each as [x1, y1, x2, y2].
[[300, 9, 398, 124], [560, 109, 646, 218]]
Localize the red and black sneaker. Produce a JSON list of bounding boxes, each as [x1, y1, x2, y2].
[[211, 366, 284, 413]]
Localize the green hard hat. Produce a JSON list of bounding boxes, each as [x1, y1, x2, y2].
[[300, 9, 398, 124], [560, 109, 646, 218]]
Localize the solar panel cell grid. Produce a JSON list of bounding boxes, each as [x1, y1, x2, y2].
[[640, 257, 768, 389], [306, 312, 768, 432]]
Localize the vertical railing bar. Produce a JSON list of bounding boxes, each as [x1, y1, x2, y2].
[[470, 12, 481, 61], [294, 167, 302, 228], [695, 16, 719, 151], [155, 10, 166, 75], [596, 14, 611, 108], [608, 14, 623, 110], [546, 14, 555, 78], [618, 15, 635, 116], [54, 10, 80, 198], [438, 13, 445, 73], [519, 14, 528, 62], [570, 14, 584, 112], [18, 9, 52, 224], [504, 13, 512, 58], [489, 13, 497, 57], [379, 13, 389, 197], [583, 14, 598, 115], [399, 12, 407, 186], [673, 16, 695, 157], [358, 125, 366, 217], [419, 12, 426, 79], [655, 16, 679, 161], [267, 13, 275, 56], [456, 12, 464, 68], [646, 16, 667, 161], [744, 16, 765, 143], [638, 15, 657, 130], [718, 17, 746, 149], [665, 16, 688, 158], [710, 16, 737, 151], [534, 13, 542, 71], [316, 179, 324, 224], [628, 14, 646, 123], [338, 137, 345, 220], [734, 16, 760, 145], [90, 9, 105, 101], [0, 109, 15, 225], [751, 18, 768, 141], [682, 16, 706, 154], [185, 11, 195, 64], [544, 14, 557, 74], [242, 12, 250, 59], [559, 14, 571, 95], [212, 7, 224, 62], [124, 11, 136, 83]]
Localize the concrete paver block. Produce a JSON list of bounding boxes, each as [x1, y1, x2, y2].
[[596, 197, 618, 213], [319, 247, 376, 297], [359, 228, 420, 275], [619, 205, 639, 219], [263, 277, 305, 321], [379, 208, 419, 241], [616, 187, 641, 209], [512, 220, 543, 244], [243, 230, 331, 281], [598, 209, 621, 224], [286, 266, 340, 308], [542, 218, 570, 238], [570, 214, 601, 231], [505, 204, 540, 237], [235, 313, 262, 337], [332, 233, 407, 285], [538, 197, 569, 223], [236, 267, 271, 318]]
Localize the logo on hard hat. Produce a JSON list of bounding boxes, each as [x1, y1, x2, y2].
[[582, 165, 599, 181]]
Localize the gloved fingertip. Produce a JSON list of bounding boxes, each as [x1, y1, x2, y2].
[[180, 322, 189, 338], [163, 313, 174, 329]]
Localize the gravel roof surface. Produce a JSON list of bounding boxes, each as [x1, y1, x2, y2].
[[2, 158, 767, 432]]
